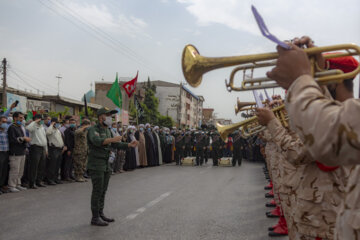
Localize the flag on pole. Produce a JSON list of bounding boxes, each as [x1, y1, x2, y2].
[[134, 95, 144, 118], [26, 111, 33, 121], [106, 73, 123, 108], [83, 94, 89, 117], [122, 71, 138, 98]]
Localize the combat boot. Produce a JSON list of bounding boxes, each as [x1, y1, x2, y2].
[[91, 217, 109, 226], [100, 211, 115, 222]]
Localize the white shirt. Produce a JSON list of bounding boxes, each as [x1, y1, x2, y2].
[[26, 121, 48, 151], [46, 126, 64, 148]]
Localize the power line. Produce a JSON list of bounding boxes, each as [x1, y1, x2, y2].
[[39, 0, 180, 81]]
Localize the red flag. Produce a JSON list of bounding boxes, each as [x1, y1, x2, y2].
[[122, 71, 138, 98]]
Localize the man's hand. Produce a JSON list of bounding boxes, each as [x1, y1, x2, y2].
[[267, 44, 311, 89], [256, 108, 275, 126], [23, 137, 31, 142], [128, 140, 138, 148], [67, 151, 71, 156], [63, 146, 67, 152], [293, 36, 325, 70], [34, 118, 42, 123], [10, 102, 17, 109], [112, 136, 122, 142]]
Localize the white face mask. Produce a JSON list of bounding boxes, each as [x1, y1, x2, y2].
[[104, 116, 112, 126]]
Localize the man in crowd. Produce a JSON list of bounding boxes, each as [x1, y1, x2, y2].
[[144, 123, 157, 167], [8, 112, 31, 192], [26, 114, 48, 189], [46, 117, 66, 185], [73, 119, 90, 182], [63, 118, 76, 181], [195, 131, 206, 166], [0, 115, 9, 194], [87, 107, 138, 226], [174, 129, 185, 165], [231, 130, 245, 166]]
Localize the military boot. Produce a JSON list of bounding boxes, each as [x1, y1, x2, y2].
[[100, 211, 115, 222], [91, 212, 108, 226]]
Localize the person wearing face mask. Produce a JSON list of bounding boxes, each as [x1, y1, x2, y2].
[[26, 114, 48, 189], [46, 117, 66, 185], [63, 118, 77, 182], [144, 123, 157, 167], [73, 119, 90, 182], [152, 126, 162, 165], [0, 116, 10, 194], [43, 115, 51, 130], [123, 126, 137, 171], [163, 128, 173, 164], [8, 112, 31, 192], [59, 117, 70, 137], [87, 108, 138, 226], [135, 124, 147, 167]]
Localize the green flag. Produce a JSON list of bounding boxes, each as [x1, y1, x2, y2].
[[26, 111, 33, 121], [106, 73, 122, 108]]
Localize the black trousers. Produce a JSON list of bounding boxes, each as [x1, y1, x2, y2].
[[175, 149, 183, 165], [212, 148, 220, 166], [196, 149, 204, 166], [232, 150, 242, 166], [47, 147, 62, 182], [0, 151, 9, 187], [62, 151, 73, 180], [29, 145, 46, 186]]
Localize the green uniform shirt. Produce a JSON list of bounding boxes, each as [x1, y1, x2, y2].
[[87, 123, 128, 172]]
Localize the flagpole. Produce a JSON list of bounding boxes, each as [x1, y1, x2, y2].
[[135, 96, 139, 126]]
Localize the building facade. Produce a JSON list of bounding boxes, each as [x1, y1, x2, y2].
[[94, 80, 205, 128]]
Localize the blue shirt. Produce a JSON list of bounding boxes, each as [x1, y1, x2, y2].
[[0, 129, 9, 152]]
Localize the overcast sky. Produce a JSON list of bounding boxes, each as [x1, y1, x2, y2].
[[1, 0, 359, 122]]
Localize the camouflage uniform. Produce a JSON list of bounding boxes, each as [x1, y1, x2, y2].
[[73, 128, 88, 181], [285, 75, 359, 239]]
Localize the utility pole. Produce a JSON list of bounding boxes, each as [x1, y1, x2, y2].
[[2, 58, 7, 108], [55, 74, 62, 96]]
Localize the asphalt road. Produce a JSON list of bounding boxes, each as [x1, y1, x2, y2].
[[0, 160, 287, 240]]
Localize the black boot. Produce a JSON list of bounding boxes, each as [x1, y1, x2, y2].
[[91, 217, 109, 226], [100, 211, 115, 223]]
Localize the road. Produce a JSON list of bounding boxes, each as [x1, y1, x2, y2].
[[0, 160, 287, 240]]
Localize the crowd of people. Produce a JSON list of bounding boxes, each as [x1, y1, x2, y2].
[[253, 36, 360, 239], [0, 104, 266, 196]]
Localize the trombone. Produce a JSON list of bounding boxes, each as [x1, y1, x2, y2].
[[182, 43, 360, 91]]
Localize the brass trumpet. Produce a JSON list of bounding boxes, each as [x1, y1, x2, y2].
[[234, 98, 256, 115], [216, 105, 285, 141], [182, 43, 360, 90]]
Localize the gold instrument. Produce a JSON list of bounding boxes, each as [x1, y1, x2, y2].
[[234, 98, 267, 115], [217, 105, 285, 141], [182, 43, 360, 91]]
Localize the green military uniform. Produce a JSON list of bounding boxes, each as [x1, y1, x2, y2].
[[195, 132, 207, 166], [73, 128, 88, 181], [174, 132, 185, 165], [87, 121, 128, 219]]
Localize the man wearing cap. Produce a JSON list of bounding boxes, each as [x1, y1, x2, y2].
[[87, 107, 138, 226], [26, 114, 48, 188], [267, 36, 360, 239], [46, 117, 66, 185]]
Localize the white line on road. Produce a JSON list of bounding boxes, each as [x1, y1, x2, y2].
[[125, 191, 172, 221]]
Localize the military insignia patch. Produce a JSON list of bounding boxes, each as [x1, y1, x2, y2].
[[95, 131, 100, 136]]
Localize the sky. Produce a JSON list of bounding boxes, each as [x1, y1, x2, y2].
[[0, 0, 359, 122]]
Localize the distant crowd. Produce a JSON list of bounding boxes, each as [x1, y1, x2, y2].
[[0, 102, 265, 195]]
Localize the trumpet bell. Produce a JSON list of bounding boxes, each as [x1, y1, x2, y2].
[[182, 44, 203, 88]]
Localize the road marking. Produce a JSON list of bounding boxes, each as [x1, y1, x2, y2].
[[125, 191, 172, 221]]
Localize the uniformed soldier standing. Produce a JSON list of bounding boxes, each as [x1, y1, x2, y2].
[[204, 132, 210, 164], [87, 108, 138, 226], [232, 130, 245, 166], [184, 131, 192, 157], [174, 130, 185, 165], [73, 119, 91, 182], [211, 131, 221, 166], [195, 131, 206, 166]]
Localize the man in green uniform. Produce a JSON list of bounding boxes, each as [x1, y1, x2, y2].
[[87, 108, 138, 226]]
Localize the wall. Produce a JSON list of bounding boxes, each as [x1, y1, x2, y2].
[[155, 86, 179, 124]]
